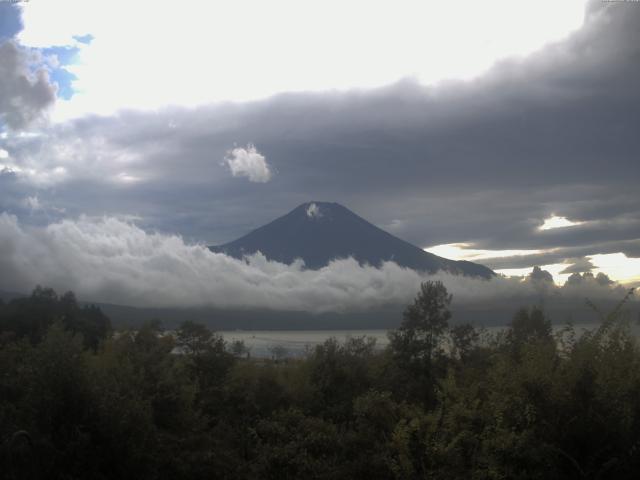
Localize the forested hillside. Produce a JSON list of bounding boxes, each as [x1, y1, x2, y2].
[[1, 284, 639, 479]]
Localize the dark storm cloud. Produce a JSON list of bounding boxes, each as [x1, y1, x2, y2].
[[0, 41, 57, 130], [2, 0, 639, 276], [474, 212, 640, 254], [560, 257, 595, 275]]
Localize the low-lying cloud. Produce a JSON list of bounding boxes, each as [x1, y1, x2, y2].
[[0, 214, 632, 315]]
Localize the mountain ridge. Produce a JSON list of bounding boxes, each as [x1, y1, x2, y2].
[[210, 202, 494, 278]]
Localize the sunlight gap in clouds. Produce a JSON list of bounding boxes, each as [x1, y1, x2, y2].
[[425, 244, 640, 286], [425, 244, 568, 284], [425, 243, 544, 262], [589, 253, 640, 286], [539, 214, 585, 231], [16, 0, 588, 120]]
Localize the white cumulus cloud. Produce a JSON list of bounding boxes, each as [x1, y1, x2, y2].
[[224, 144, 271, 183], [0, 214, 632, 316]]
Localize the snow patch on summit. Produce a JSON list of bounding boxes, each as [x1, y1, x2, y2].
[[306, 203, 322, 219]]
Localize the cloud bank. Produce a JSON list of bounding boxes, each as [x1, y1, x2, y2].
[[0, 214, 632, 315]]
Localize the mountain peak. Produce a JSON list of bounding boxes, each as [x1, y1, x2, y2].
[[210, 202, 494, 278], [305, 203, 322, 219], [296, 201, 351, 221]]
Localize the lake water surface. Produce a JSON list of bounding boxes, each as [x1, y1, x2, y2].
[[219, 322, 634, 358]]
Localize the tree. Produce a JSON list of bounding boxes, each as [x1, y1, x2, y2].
[[59, 291, 111, 351], [229, 339, 250, 358], [175, 321, 235, 413], [450, 323, 480, 362], [388, 281, 452, 404], [390, 281, 452, 365], [175, 320, 216, 357], [507, 306, 553, 355], [307, 336, 377, 420], [0, 287, 111, 350]]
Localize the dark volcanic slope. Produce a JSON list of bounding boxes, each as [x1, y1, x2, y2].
[[210, 202, 494, 278]]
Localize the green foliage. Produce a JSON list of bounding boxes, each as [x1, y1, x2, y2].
[[249, 409, 342, 479], [450, 322, 480, 362], [306, 336, 377, 420], [1, 285, 640, 479], [390, 280, 452, 363], [508, 306, 553, 351], [175, 319, 235, 416], [388, 280, 452, 404], [0, 286, 111, 350]]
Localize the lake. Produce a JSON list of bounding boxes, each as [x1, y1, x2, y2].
[[219, 322, 632, 358], [220, 329, 390, 358]]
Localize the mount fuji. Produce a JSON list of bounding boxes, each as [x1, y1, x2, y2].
[[210, 202, 494, 278]]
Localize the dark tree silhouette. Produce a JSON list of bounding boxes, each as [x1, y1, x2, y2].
[[390, 280, 452, 364]]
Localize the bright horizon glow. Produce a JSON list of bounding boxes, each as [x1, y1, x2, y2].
[[495, 263, 572, 285], [17, 0, 589, 120], [425, 243, 544, 262], [589, 253, 640, 286], [425, 243, 569, 284], [539, 214, 584, 231], [426, 244, 640, 285]]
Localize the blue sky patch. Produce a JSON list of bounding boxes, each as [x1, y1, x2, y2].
[[0, 4, 23, 41], [49, 68, 77, 100], [41, 45, 81, 100], [73, 34, 94, 45]]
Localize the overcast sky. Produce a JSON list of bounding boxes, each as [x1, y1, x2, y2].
[[0, 0, 639, 307]]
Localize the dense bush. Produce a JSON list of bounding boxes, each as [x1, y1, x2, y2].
[[0, 284, 639, 479]]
